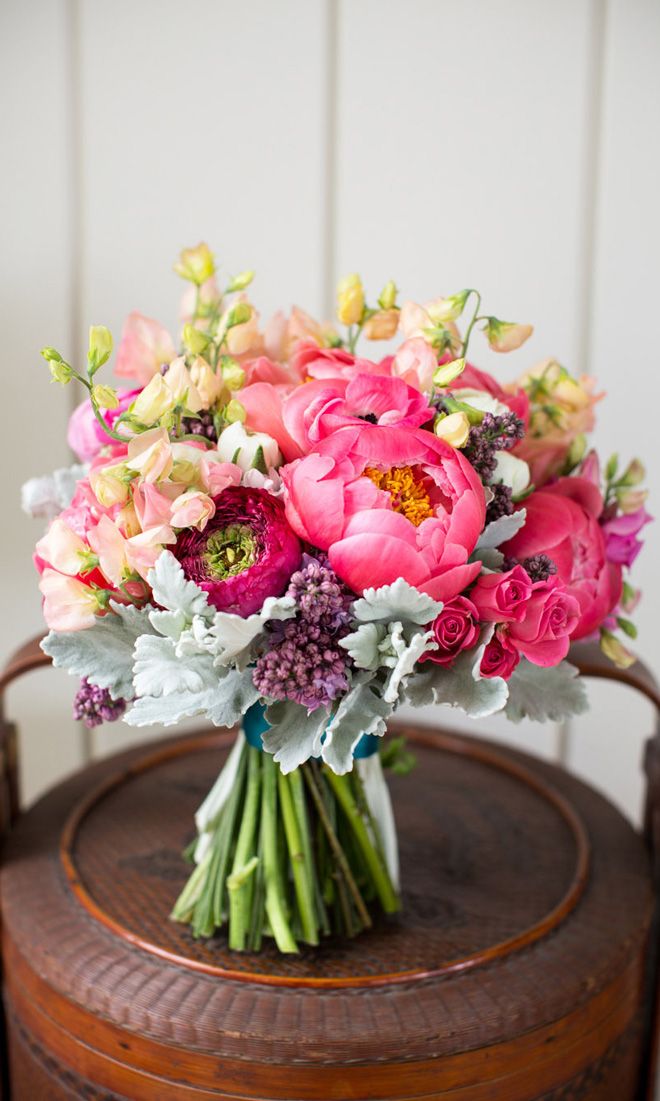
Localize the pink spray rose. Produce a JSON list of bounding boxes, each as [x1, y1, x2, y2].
[[173, 486, 301, 616], [281, 425, 486, 601], [67, 389, 139, 462], [470, 565, 533, 623], [505, 577, 580, 666], [503, 476, 622, 640], [423, 596, 480, 666], [480, 633, 520, 680], [282, 373, 433, 454]]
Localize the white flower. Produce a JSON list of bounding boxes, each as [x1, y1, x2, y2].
[[216, 420, 282, 472], [490, 451, 531, 496], [453, 388, 509, 416]]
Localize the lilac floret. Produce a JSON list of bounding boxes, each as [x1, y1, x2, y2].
[[73, 678, 127, 728]]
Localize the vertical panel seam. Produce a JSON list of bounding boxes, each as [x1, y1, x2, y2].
[[321, 0, 339, 317]]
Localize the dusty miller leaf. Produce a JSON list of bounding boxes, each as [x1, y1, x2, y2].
[[404, 638, 508, 719], [207, 594, 297, 667], [262, 701, 329, 774], [322, 680, 392, 775], [476, 509, 527, 550], [147, 551, 211, 621], [505, 659, 589, 723], [352, 578, 443, 626], [125, 666, 259, 728], [133, 636, 218, 697]]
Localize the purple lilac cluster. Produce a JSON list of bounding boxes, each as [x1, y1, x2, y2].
[[253, 555, 354, 711], [464, 411, 525, 480], [503, 553, 558, 582], [73, 678, 127, 728], [486, 484, 514, 524]]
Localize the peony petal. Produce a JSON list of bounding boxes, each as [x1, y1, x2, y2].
[[329, 534, 429, 594]]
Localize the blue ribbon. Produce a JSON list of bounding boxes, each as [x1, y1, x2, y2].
[[243, 700, 379, 759]]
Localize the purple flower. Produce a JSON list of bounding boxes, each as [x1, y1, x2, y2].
[[601, 507, 652, 568], [463, 411, 525, 480], [73, 678, 126, 728], [174, 486, 301, 616]]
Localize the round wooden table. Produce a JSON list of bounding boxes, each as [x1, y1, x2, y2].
[[0, 640, 658, 1101]]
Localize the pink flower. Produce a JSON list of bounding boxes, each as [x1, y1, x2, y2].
[[282, 373, 433, 453], [39, 570, 100, 631], [390, 339, 438, 392], [174, 486, 301, 615], [291, 340, 387, 383], [423, 596, 480, 666], [470, 566, 533, 623], [67, 389, 139, 462], [241, 382, 305, 462], [281, 425, 486, 601], [115, 312, 176, 386], [601, 507, 652, 568], [503, 476, 622, 640], [170, 490, 216, 531], [480, 633, 520, 680], [506, 577, 580, 666]]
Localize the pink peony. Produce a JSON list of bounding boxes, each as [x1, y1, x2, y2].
[[480, 633, 520, 680], [173, 486, 301, 616], [423, 596, 480, 666], [67, 389, 139, 462], [503, 476, 622, 640], [281, 425, 486, 601], [601, 507, 652, 568], [282, 373, 433, 453]]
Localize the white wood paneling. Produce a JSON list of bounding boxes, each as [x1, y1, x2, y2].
[[0, 0, 85, 804]]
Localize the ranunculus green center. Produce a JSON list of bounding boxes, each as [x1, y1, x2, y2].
[[203, 524, 257, 579]]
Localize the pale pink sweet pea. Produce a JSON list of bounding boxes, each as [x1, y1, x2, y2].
[[282, 374, 433, 453], [170, 490, 216, 531], [133, 481, 181, 532], [115, 312, 176, 386], [470, 566, 533, 623], [39, 569, 100, 631], [87, 515, 129, 588], [390, 338, 438, 393], [601, 507, 652, 568], [125, 525, 176, 580], [423, 596, 481, 667], [126, 427, 173, 483], [67, 389, 139, 462], [35, 518, 90, 577], [503, 476, 622, 640], [281, 425, 486, 600]]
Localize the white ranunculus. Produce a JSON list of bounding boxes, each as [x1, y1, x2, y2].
[[490, 451, 531, 496], [453, 388, 509, 416], [216, 420, 282, 472]]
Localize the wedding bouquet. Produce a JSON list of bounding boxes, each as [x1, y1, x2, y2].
[[25, 243, 650, 952]]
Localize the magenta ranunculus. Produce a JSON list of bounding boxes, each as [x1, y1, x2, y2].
[[470, 565, 532, 623], [480, 633, 520, 680], [505, 577, 580, 666], [173, 486, 301, 615], [282, 373, 433, 453], [67, 389, 139, 462], [281, 424, 486, 601], [503, 476, 622, 641], [601, 506, 652, 568], [423, 596, 480, 666]]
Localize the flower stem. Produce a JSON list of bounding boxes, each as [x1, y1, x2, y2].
[[277, 770, 318, 945], [461, 289, 482, 359], [227, 747, 261, 950], [323, 766, 400, 914], [261, 754, 298, 953]]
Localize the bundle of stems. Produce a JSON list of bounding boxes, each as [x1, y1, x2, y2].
[[171, 742, 400, 951]]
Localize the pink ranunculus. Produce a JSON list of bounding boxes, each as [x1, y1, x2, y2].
[[601, 507, 652, 568], [174, 486, 301, 616], [115, 312, 176, 386], [470, 565, 533, 623], [503, 476, 622, 641], [282, 373, 433, 453], [480, 632, 520, 680], [506, 577, 580, 667], [423, 596, 481, 666], [67, 389, 139, 462], [281, 425, 486, 601]]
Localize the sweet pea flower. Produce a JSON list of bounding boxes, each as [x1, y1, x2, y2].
[[131, 374, 175, 426], [115, 312, 176, 386], [434, 412, 471, 448], [87, 515, 129, 588], [601, 507, 652, 568], [483, 318, 533, 353], [125, 525, 176, 580], [39, 570, 101, 631], [363, 309, 399, 340], [189, 356, 224, 407], [281, 425, 486, 600], [67, 389, 138, 462], [162, 357, 204, 412], [35, 518, 92, 577], [503, 476, 622, 640], [126, 428, 173, 483], [423, 596, 480, 666], [170, 490, 216, 531], [224, 295, 263, 357], [133, 481, 181, 531], [398, 299, 461, 351], [282, 374, 433, 453], [200, 457, 243, 497]]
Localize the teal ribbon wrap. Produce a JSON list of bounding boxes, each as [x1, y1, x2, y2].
[[243, 700, 379, 759]]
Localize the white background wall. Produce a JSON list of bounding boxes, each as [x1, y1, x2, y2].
[[1, 0, 658, 823]]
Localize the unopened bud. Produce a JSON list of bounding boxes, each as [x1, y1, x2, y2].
[[182, 323, 211, 355], [92, 384, 120, 410], [227, 269, 255, 292], [433, 357, 466, 388], [88, 325, 113, 372], [174, 242, 216, 285], [224, 398, 246, 424], [377, 280, 397, 311], [220, 356, 246, 390]]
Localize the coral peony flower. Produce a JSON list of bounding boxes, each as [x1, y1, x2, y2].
[[423, 596, 481, 666], [503, 476, 622, 640], [281, 425, 486, 601], [282, 373, 433, 453], [173, 486, 301, 615], [67, 389, 139, 462], [115, 312, 176, 386]]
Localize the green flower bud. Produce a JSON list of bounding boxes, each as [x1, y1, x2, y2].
[[48, 359, 73, 384], [224, 398, 246, 424], [40, 346, 63, 363], [173, 242, 216, 285], [182, 323, 211, 355], [88, 325, 113, 373], [605, 453, 619, 482], [600, 628, 636, 669], [227, 269, 255, 292], [220, 356, 246, 390], [619, 458, 645, 487], [226, 302, 252, 328], [92, 383, 120, 410], [377, 280, 398, 311], [433, 357, 466, 388]]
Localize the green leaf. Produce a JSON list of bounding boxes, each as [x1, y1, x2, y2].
[[41, 602, 155, 700], [505, 659, 588, 723]]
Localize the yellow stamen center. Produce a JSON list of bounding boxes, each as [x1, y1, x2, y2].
[[364, 465, 434, 526]]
